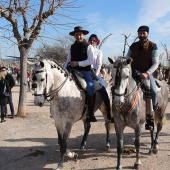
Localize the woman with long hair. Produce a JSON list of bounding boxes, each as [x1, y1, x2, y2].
[[88, 34, 114, 122]]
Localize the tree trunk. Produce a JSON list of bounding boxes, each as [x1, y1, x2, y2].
[[17, 47, 29, 117]]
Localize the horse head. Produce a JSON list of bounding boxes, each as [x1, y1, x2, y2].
[[108, 57, 133, 107], [28, 60, 54, 107]]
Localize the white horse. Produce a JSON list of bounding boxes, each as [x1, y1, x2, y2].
[[108, 57, 169, 170], [28, 59, 113, 170]]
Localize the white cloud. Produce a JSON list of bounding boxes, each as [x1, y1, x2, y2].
[[137, 0, 170, 26]]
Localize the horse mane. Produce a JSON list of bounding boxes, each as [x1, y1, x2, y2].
[[40, 58, 70, 78]]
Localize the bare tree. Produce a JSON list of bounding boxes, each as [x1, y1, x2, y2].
[[161, 42, 170, 63], [37, 35, 75, 63], [121, 33, 131, 57], [159, 52, 164, 64], [0, 0, 82, 117], [99, 33, 113, 50]]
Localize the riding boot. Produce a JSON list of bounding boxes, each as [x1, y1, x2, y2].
[[87, 94, 97, 122], [98, 86, 114, 123]]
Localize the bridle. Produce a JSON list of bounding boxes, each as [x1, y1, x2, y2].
[[32, 62, 70, 101], [112, 64, 139, 107]]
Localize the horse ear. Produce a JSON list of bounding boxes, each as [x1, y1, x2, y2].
[[40, 61, 45, 68], [126, 58, 133, 65], [108, 57, 115, 64]]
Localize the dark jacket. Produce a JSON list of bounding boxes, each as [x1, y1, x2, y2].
[[0, 79, 10, 106], [130, 40, 155, 73], [71, 40, 91, 71], [5, 73, 15, 93]]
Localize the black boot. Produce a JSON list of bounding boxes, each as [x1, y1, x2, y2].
[[1, 113, 6, 123], [145, 114, 154, 130], [87, 94, 97, 122], [98, 86, 114, 123]]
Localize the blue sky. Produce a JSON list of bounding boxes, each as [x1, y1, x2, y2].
[[1, 0, 170, 65]]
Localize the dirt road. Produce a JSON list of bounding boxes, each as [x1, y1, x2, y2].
[[0, 85, 170, 170]]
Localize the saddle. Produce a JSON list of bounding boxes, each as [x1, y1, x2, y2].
[[132, 70, 161, 94], [69, 69, 103, 92]]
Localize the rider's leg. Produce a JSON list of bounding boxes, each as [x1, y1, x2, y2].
[[150, 75, 158, 111], [97, 75, 114, 122], [81, 71, 97, 122], [144, 78, 154, 130]]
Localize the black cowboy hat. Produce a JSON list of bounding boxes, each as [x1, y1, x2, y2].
[[137, 25, 149, 32], [69, 26, 89, 36]]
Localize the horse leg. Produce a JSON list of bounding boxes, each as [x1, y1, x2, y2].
[[56, 123, 78, 170], [115, 127, 124, 170], [105, 120, 111, 151], [149, 129, 154, 155], [134, 125, 142, 169], [152, 122, 163, 154], [80, 121, 91, 151]]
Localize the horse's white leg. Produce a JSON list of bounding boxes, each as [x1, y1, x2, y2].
[[105, 120, 111, 151], [134, 125, 142, 169], [80, 120, 91, 151]]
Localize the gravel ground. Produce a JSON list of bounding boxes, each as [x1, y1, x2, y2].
[[0, 83, 170, 170]]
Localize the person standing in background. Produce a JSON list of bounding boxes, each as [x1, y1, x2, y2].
[[4, 67, 15, 118], [27, 70, 31, 92], [0, 67, 10, 122]]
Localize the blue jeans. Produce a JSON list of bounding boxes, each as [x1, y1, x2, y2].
[[4, 93, 14, 115], [81, 71, 95, 96], [97, 75, 105, 87], [150, 74, 158, 106]]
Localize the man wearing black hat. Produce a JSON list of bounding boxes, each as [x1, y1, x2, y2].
[[64, 26, 97, 122], [126, 25, 159, 130]]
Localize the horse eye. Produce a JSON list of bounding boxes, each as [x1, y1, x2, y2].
[[126, 76, 129, 78], [40, 78, 45, 82]]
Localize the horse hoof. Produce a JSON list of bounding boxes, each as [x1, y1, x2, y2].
[[73, 153, 78, 160], [105, 145, 110, 151], [152, 149, 158, 154], [148, 149, 153, 155], [134, 163, 141, 169], [116, 165, 122, 170], [56, 165, 63, 170]]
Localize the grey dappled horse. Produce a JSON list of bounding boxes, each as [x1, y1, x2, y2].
[[28, 59, 113, 170], [108, 57, 169, 170]]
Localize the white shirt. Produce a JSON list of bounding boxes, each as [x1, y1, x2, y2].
[[64, 44, 94, 69], [92, 47, 103, 76]]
